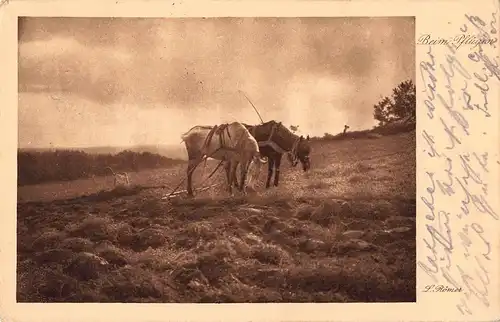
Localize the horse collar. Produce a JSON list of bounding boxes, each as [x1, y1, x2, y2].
[[203, 125, 218, 151], [268, 123, 278, 141]]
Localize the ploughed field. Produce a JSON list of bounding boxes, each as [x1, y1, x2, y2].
[[17, 131, 416, 302]]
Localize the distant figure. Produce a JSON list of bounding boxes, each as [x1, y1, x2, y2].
[[105, 166, 130, 187], [343, 125, 350, 135], [306, 135, 310, 140]]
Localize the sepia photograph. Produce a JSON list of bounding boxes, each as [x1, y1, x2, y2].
[[16, 16, 416, 303]]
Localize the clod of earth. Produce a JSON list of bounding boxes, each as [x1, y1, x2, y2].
[[336, 238, 374, 254], [63, 252, 109, 281], [385, 226, 412, 234], [30, 230, 67, 252], [59, 237, 94, 252], [34, 248, 74, 265], [341, 230, 365, 239]]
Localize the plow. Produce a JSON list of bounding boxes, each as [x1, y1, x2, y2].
[[162, 156, 224, 199], [162, 155, 226, 200]]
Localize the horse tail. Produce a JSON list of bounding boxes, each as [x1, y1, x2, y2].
[[180, 131, 190, 143], [181, 127, 198, 144], [181, 125, 204, 143]]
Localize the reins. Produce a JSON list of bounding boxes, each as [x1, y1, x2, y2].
[[239, 90, 264, 124], [237, 90, 302, 165], [256, 122, 301, 164]]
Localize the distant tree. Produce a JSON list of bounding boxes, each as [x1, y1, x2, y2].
[[323, 132, 335, 140], [390, 80, 416, 119], [373, 96, 394, 126], [373, 79, 416, 125]]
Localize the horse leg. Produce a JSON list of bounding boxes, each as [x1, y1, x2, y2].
[[246, 158, 257, 189], [266, 157, 275, 189], [229, 162, 238, 196], [273, 154, 283, 187], [185, 142, 203, 197], [239, 160, 249, 194], [232, 161, 240, 188], [224, 161, 231, 181], [186, 158, 200, 197], [224, 160, 233, 194]]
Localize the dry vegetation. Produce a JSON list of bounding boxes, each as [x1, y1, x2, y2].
[[17, 130, 416, 303], [18, 149, 184, 186]]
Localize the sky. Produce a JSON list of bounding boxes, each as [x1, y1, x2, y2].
[[18, 17, 415, 148]]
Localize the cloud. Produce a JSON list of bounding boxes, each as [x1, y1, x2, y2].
[[19, 37, 133, 104], [18, 17, 415, 147]]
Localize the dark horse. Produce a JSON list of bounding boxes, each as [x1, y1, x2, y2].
[[241, 120, 312, 188]]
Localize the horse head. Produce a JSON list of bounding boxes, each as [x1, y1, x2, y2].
[[295, 135, 311, 172]]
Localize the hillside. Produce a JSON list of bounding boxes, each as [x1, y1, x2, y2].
[[17, 130, 416, 302]]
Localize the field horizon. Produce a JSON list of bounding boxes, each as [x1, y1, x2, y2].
[[19, 143, 188, 162]]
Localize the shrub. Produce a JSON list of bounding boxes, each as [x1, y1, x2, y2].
[[18, 149, 184, 186]]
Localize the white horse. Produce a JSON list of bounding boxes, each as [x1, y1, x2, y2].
[[181, 122, 267, 197]]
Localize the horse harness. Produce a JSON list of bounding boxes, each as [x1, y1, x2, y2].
[[254, 122, 301, 164], [202, 124, 244, 160]]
